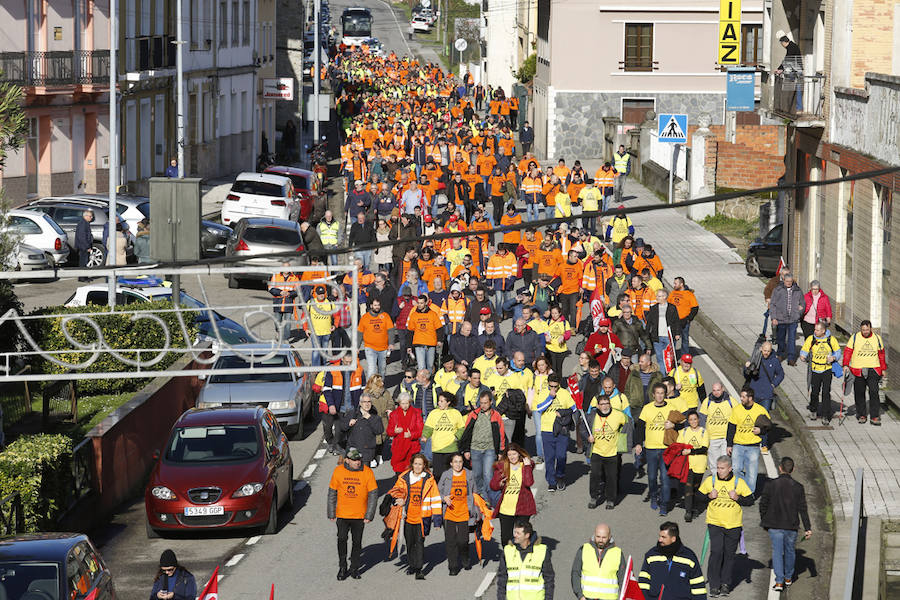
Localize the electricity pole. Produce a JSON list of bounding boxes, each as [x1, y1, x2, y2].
[[107, 0, 118, 307]]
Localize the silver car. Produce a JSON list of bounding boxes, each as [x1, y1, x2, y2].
[[194, 345, 312, 438], [224, 218, 306, 288], [2, 210, 70, 265], [2, 243, 52, 272]]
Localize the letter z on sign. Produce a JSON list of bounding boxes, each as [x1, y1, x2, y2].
[[718, 0, 741, 65]]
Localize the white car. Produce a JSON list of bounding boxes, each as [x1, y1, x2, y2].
[[2, 243, 52, 272], [2, 210, 70, 265], [411, 15, 431, 32], [221, 172, 299, 227]]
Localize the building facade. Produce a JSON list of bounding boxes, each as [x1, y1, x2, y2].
[[532, 0, 764, 159], [0, 0, 111, 200], [483, 0, 518, 95]]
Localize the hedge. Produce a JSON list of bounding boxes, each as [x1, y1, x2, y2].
[[0, 434, 72, 531], [27, 300, 198, 395]]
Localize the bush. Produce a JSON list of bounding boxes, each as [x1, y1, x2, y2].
[[26, 300, 198, 396], [515, 53, 536, 84], [0, 434, 72, 531], [0, 281, 24, 353]]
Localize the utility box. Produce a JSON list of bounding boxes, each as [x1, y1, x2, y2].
[[149, 178, 202, 262]]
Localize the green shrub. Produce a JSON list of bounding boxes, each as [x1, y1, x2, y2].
[[26, 300, 198, 396], [0, 434, 72, 531], [515, 54, 536, 84]]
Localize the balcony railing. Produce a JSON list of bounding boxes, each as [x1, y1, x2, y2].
[[0, 50, 109, 86], [773, 73, 825, 121]]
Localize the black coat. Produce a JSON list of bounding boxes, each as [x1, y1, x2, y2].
[[389, 219, 419, 260], [339, 406, 385, 451], [74, 218, 93, 250], [506, 328, 543, 365], [302, 226, 325, 254], [644, 302, 682, 340], [759, 473, 811, 531], [366, 283, 397, 315], [449, 334, 482, 366], [497, 389, 529, 420], [447, 179, 471, 208], [519, 126, 534, 144]]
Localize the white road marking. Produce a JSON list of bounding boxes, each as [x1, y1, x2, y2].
[[313, 448, 326, 459], [474, 571, 496, 598], [373, 0, 414, 55], [303, 463, 317, 478], [224, 554, 244, 567], [246, 535, 261, 546], [217, 574, 224, 582]]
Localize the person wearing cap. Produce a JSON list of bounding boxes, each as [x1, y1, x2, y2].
[[346, 179, 373, 221], [150, 550, 196, 600], [668, 353, 705, 410], [584, 318, 622, 370], [328, 447, 378, 581], [407, 294, 443, 372], [307, 285, 336, 367]]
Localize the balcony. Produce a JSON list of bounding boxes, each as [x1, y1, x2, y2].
[[772, 73, 826, 126], [0, 50, 109, 87]]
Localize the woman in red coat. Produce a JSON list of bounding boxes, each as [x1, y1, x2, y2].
[[489, 443, 536, 546], [387, 392, 423, 474]]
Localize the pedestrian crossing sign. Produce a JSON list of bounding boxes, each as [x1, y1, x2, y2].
[[657, 113, 688, 144]]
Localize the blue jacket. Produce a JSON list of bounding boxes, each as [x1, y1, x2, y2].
[[639, 542, 707, 600], [744, 353, 784, 400], [148, 568, 196, 600]]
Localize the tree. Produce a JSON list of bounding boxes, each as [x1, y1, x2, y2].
[[515, 53, 536, 84]]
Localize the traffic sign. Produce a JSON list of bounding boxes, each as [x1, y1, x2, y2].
[[454, 38, 468, 52], [718, 0, 741, 64], [657, 113, 688, 144]]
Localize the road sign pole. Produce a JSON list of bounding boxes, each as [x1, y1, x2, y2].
[[669, 144, 676, 204]]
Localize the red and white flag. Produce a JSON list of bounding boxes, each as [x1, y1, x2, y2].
[[663, 326, 677, 374], [197, 567, 219, 600], [775, 256, 786, 277], [618, 555, 645, 600], [590, 286, 607, 330], [567, 374, 584, 409]]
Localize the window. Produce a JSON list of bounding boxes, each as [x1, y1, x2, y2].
[[741, 24, 762, 66], [624, 24, 653, 71], [9, 216, 41, 235], [243, 0, 250, 45], [191, 0, 201, 45], [621, 98, 655, 124], [232, 0, 240, 44], [220, 1, 227, 46]]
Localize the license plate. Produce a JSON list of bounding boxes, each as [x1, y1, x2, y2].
[[184, 506, 224, 516]]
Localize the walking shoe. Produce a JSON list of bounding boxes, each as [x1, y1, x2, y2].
[[808, 411, 818, 420], [658, 508, 668, 517], [547, 485, 556, 492], [636, 467, 646, 478], [337, 568, 348, 581], [556, 481, 566, 491], [684, 512, 693, 523], [449, 568, 460, 576], [708, 587, 720, 598], [822, 418, 831, 426], [773, 582, 784, 592], [784, 578, 793, 586], [761, 446, 769, 455], [650, 498, 658, 510], [350, 570, 361, 580], [643, 492, 652, 503], [370, 459, 378, 468], [718, 584, 730, 596], [871, 417, 882, 426], [588, 498, 599, 509], [533, 456, 544, 464], [414, 571, 426, 580], [605, 501, 615, 510]]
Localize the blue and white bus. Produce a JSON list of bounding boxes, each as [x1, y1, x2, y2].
[[340, 7, 372, 46]]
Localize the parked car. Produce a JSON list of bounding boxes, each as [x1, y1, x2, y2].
[[64, 276, 251, 345], [411, 14, 430, 31], [745, 223, 784, 277], [3, 243, 53, 272], [224, 218, 305, 289], [0, 533, 116, 600], [31, 194, 151, 233], [145, 406, 293, 536], [195, 344, 313, 437], [21, 200, 125, 266], [2, 210, 70, 265], [263, 166, 321, 222], [201, 220, 233, 258], [418, 8, 437, 24], [222, 173, 298, 227]]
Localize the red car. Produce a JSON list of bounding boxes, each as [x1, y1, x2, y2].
[[145, 406, 294, 537], [263, 166, 321, 222]]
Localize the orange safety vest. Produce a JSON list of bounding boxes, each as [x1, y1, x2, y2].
[[441, 296, 468, 334], [268, 273, 301, 315]]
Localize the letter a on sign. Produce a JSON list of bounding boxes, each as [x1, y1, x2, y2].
[[718, 0, 741, 65]]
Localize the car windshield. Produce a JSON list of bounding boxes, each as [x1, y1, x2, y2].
[[208, 354, 293, 383], [137, 202, 151, 218], [166, 425, 260, 463], [242, 226, 301, 246], [0, 561, 60, 600], [231, 181, 285, 197]]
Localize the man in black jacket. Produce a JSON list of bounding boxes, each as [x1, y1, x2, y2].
[[645, 288, 682, 366], [759, 456, 812, 591], [449, 321, 482, 367], [519, 121, 534, 154], [75, 209, 94, 280], [447, 171, 471, 220], [497, 521, 554, 599], [506, 318, 542, 365], [366, 273, 397, 317]]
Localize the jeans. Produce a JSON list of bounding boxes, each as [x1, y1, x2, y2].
[[502, 297, 525, 322], [415, 345, 435, 372], [652, 336, 669, 367], [421, 437, 433, 461], [533, 414, 544, 458], [494, 289, 513, 315], [571, 204, 582, 229], [708, 525, 742, 590], [769, 528, 799, 584], [583, 215, 596, 235], [708, 438, 728, 474], [731, 444, 761, 493], [680, 321, 691, 357], [470, 448, 498, 504], [775, 321, 799, 361], [312, 334, 331, 366], [602, 193, 613, 213], [614, 175, 627, 203], [325, 245, 339, 267], [336, 518, 365, 571], [645, 448, 671, 509], [364, 347, 388, 378], [541, 431, 568, 486], [525, 202, 540, 221], [356, 249, 373, 271]]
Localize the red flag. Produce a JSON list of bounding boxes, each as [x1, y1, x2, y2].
[[567, 374, 584, 409], [618, 555, 645, 600], [663, 326, 677, 374], [268, 583, 274, 600], [590, 286, 606, 330], [198, 566, 219, 600], [775, 256, 786, 277]]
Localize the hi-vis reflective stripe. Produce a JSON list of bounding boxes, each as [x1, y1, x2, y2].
[[507, 584, 545, 591], [691, 588, 707, 595], [671, 556, 697, 568], [690, 576, 705, 585]]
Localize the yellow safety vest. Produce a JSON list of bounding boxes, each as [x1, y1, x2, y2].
[[504, 543, 547, 599], [319, 220, 340, 246], [614, 152, 630, 174], [580, 543, 622, 599]]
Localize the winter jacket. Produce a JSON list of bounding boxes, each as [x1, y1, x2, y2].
[[458, 406, 506, 454], [625, 363, 662, 408], [387, 469, 441, 554], [477, 330, 506, 357], [464, 297, 498, 326], [803, 291, 833, 322], [387, 407, 423, 473], [759, 473, 811, 531], [367, 283, 398, 316], [449, 333, 482, 366], [639, 541, 707, 600], [605, 275, 629, 307], [447, 179, 471, 208], [74, 219, 94, 251], [743, 353, 784, 401], [348, 220, 377, 247], [389, 219, 419, 261], [344, 189, 372, 219], [490, 461, 537, 518], [437, 468, 478, 523], [613, 315, 652, 353], [644, 302, 682, 340], [506, 327, 543, 365], [149, 568, 196, 600], [769, 282, 805, 323], [339, 406, 385, 453], [496, 388, 529, 420], [663, 443, 692, 483]]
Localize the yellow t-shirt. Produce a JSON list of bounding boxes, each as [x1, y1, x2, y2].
[[434, 367, 457, 394], [527, 318, 549, 336], [473, 355, 499, 380], [590, 410, 628, 457], [669, 367, 704, 409], [510, 368, 535, 392], [699, 474, 753, 529], [800, 335, 841, 373], [677, 426, 710, 474], [666, 394, 689, 414], [847, 332, 884, 370], [638, 401, 674, 450], [539, 388, 575, 432], [728, 402, 770, 445], [532, 373, 550, 405], [423, 408, 465, 452], [309, 299, 334, 336], [545, 319, 572, 353], [484, 371, 524, 400], [588, 392, 629, 414], [699, 397, 734, 440], [499, 463, 523, 516]]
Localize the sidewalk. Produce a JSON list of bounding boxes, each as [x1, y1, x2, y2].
[[610, 174, 900, 520]]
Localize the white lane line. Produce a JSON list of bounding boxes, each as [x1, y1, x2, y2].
[[313, 448, 326, 459], [246, 535, 261, 546], [224, 554, 244, 567], [303, 463, 317, 478], [474, 571, 496, 598], [374, 0, 413, 55], [217, 574, 224, 582]]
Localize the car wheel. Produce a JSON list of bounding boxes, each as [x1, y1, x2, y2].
[[87, 244, 106, 268], [264, 490, 279, 535], [745, 254, 761, 277], [146, 519, 160, 539], [228, 275, 240, 289]]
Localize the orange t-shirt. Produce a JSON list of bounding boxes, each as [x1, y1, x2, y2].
[[519, 233, 543, 268], [405, 477, 426, 524], [558, 260, 584, 294], [668, 289, 699, 320], [542, 182, 560, 206], [535, 248, 562, 277], [329, 464, 378, 520], [407, 309, 442, 346], [500, 213, 523, 244], [445, 472, 470, 522], [358, 312, 394, 352], [477, 154, 497, 176]]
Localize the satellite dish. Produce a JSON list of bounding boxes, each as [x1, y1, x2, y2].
[[454, 38, 468, 52]]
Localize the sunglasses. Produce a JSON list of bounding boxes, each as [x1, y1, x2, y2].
[[548, 384, 560, 389]]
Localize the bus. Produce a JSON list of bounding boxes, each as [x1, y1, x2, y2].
[[341, 7, 372, 46]]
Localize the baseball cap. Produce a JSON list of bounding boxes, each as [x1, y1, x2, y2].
[[449, 214, 458, 222], [424, 215, 433, 223], [479, 307, 491, 315], [682, 353, 693, 363], [621, 347, 635, 357], [634, 237, 645, 246], [618, 204, 626, 210], [345, 448, 363, 460], [598, 318, 611, 327]]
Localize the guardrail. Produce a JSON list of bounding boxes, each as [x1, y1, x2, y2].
[[844, 467, 864, 599], [773, 73, 825, 120]]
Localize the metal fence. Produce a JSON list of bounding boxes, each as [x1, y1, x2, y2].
[[0, 492, 24, 536], [773, 73, 825, 119], [0, 50, 110, 86]]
